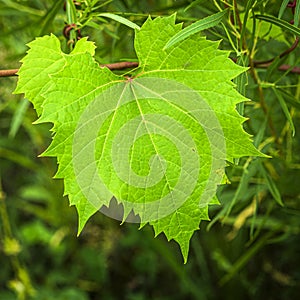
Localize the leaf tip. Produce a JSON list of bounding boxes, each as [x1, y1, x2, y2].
[[77, 216, 87, 236], [180, 243, 190, 264]]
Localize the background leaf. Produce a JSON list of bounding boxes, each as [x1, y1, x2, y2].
[[98, 13, 141, 30], [255, 14, 300, 36], [278, 0, 290, 19], [164, 9, 228, 50]]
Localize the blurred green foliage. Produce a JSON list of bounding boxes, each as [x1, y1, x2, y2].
[[0, 0, 300, 299]]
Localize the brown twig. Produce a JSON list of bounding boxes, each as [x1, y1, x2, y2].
[[253, 37, 299, 67], [254, 63, 300, 74], [101, 61, 138, 70], [0, 62, 139, 78], [1, 60, 300, 77], [0, 69, 19, 77], [278, 64, 300, 73]]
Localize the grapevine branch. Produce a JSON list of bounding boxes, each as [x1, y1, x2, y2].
[[0, 69, 19, 77], [253, 37, 300, 66], [0, 62, 139, 77], [1, 60, 300, 77]]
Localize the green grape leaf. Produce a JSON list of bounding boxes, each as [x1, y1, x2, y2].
[[15, 15, 264, 263]]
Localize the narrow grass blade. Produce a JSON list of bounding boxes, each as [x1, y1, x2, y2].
[[164, 9, 228, 50], [1, 0, 44, 16], [253, 116, 268, 148], [98, 13, 140, 30], [184, 0, 206, 12], [272, 87, 295, 136], [219, 230, 279, 285], [85, 20, 105, 30], [240, 0, 256, 49], [259, 161, 284, 206], [295, 0, 300, 27], [0, 147, 38, 170], [278, 0, 290, 19], [255, 14, 300, 36], [39, 0, 65, 35], [9, 98, 30, 138], [208, 159, 259, 230], [66, 0, 77, 23], [265, 56, 287, 82], [277, 89, 300, 109]]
